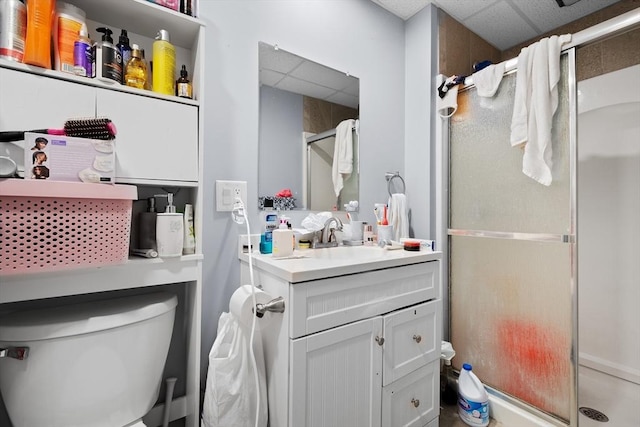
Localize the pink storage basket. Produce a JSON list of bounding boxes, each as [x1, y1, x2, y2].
[[1, 180, 137, 276]]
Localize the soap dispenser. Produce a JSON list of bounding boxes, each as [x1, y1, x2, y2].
[[272, 216, 294, 258], [155, 192, 184, 257]]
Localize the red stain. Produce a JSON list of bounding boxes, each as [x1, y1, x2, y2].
[[496, 319, 570, 412]]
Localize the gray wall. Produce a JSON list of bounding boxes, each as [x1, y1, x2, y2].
[[258, 85, 304, 200], [198, 0, 436, 388]]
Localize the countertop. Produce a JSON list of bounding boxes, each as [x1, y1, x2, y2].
[[239, 245, 442, 283]]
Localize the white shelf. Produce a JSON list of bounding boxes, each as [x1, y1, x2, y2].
[[0, 59, 199, 107], [72, 0, 204, 49], [0, 255, 203, 304]]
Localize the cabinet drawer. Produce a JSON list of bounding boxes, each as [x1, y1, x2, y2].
[[290, 261, 439, 338], [382, 360, 439, 427], [383, 299, 441, 386], [96, 89, 199, 183]]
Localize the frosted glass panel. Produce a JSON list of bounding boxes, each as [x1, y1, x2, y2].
[[450, 58, 570, 234], [450, 236, 573, 421]]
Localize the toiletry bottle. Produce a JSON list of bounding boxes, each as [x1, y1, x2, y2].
[[23, 0, 55, 68], [95, 26, 122, 84], [73, 28, 93, 77], [124, 43, 147, 89], [272, 217, 294, 258], [0, 0, 27, 62], [259, 199, 277, 254], [182, 203, 195, 255], [175, 64, 193, 99], [155, 192, 184, 258], [116, 29, 131, 83], [138, 197, 157, 251], [152, 29, 175, 95], [53, 2, 86, 74]]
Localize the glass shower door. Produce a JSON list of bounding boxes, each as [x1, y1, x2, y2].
[[448, 55, 576, 423]]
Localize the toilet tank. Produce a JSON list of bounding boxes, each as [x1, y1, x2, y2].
[[0, 292, 178, 427]]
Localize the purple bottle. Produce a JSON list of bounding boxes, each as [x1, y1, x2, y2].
[[73, 27, 94, 78]]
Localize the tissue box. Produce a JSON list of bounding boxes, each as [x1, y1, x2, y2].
[[147, 0, 179, 11], [24, 133, 115, 184]]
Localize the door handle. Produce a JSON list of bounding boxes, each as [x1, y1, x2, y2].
[[413, 334, 422, 343], [411, 398, 420, 408]]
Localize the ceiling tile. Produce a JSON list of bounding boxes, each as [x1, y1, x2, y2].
[[432, 0, 499, 22], [374, 0, 432, 19], [510, 0, 621, 35], [326, 92, 359, 109], [290, 60, 353, 91], [259, 46, 305, 74], [259, 69, 285, 87], [463, 1, 539, 50]]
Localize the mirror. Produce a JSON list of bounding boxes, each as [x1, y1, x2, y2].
[[258, 42, 359, 212]]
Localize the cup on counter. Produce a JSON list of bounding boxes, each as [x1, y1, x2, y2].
[[377, 224, 394, 244], [350, 220, 365, 242]]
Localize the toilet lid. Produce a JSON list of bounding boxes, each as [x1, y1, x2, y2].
[[0, 292, 177, 342]]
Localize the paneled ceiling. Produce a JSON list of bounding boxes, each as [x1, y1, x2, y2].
[[371, 0, 621, 50]]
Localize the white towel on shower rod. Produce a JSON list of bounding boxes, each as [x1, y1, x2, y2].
[[510, 34, 571, 186], [332, 119, 355, 197], [473, 62, 506, 97], [388, 193, 409, 241]]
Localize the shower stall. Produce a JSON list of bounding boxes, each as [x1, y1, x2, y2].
[[438, 9, 640, 427]]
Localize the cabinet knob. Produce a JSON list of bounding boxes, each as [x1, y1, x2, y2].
[[413, 334, 422, 343], [375, 336, 385, 346], [411, 398, 420, 408]]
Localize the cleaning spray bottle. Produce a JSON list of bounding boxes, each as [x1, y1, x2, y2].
[[95, 26, 122, 84], [272, 216, 293, 258], [457, 363, 490, 427]]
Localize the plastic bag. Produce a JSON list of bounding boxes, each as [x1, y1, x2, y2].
[[201, 312, 268, 427], [301, 211, 333, 232]]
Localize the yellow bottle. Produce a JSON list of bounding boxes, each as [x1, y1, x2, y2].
[[152, 29, 175, 96], [125, 44, 147, 89]]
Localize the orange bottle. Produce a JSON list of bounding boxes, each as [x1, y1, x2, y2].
[[24, 0, 56, 68]]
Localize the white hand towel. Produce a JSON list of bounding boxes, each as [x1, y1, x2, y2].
[[510, 34, 571, 186], [332, 119, 355, 197], [473, 62, 506, 97], [388, 193, 409, 241]]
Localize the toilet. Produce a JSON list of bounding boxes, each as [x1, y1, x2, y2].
[[0, 291, 178, 427]]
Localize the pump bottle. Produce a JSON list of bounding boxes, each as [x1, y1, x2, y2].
[[272, 217, 294, 258], [95, 27, 122, 84]]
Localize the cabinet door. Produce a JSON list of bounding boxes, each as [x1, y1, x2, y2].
[[290, 317, 383, 427], [0, 68, 96, 173], [382, 361, 439, 427], [96, 89, 198, 183], [383, 300, 441, 386]]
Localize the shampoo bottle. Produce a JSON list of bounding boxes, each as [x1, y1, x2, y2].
[[23, 0, 55, 68], [182, 203, 195, 255], [272, 217, 294, 258], [124, 43, 147, 89], [73, 27, 93, 77], [116, 29, 131, 83], [152, 29, 175, 95], [95, 26, 122, 84]]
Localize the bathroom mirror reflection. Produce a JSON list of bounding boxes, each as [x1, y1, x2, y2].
[[258, 42, 360, 212]]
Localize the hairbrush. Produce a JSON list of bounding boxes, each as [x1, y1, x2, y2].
[[0, 117, 117, 143]]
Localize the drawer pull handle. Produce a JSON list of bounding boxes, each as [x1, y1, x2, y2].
[[375, 336, 385, 346], [413, 334, 422, 343], [411, 398, 420, 408]]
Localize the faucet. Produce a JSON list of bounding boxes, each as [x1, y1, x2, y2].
[[312, 217, 343, 248]]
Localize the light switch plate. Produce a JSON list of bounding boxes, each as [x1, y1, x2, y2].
[[216, 180, 247, 211]]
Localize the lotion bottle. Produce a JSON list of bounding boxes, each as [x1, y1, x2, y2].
[[155, 193, 183, 258], [152, 29, 175, 95], [272, 217, 294, 258], [95, 26, 122, 84]]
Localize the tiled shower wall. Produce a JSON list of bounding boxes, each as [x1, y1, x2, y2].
[[303, 96, 358, 134], [439, 0, 640, 81]]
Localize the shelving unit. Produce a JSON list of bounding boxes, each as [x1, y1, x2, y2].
[[0, 1, 204, 426]]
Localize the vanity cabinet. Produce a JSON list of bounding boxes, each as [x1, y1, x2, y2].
[[240, 248, 442, 427], [0, 1, 204, 426]]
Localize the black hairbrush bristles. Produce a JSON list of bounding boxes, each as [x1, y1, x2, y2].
[[63, 118, 117, 140]]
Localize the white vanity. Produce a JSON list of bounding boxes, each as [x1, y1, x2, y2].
[[240, 246, 442, 427]]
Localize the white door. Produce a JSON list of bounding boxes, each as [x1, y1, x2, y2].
[[96, 88, 198, 184], [290, 317, 383, 427], [0, 68, 96, 174]]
